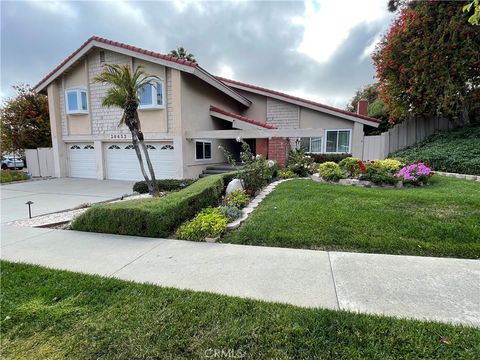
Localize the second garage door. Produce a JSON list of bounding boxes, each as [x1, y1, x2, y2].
[[105, 142, 177, 181]]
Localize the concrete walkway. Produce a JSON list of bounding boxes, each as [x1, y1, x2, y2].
[[1, 225, 479, 327]]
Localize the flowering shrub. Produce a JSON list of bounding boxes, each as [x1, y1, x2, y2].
[[176, 208, 228, 241], [395, 163, 433, 184], [361, 161, 396, 184], [224, 190, 249, 208], [377, 159, 403, 173], [338, 157, 361, 176], [287, 149, 316, 177], [278, 169, 298, 179], [319, 162, 344, 181]]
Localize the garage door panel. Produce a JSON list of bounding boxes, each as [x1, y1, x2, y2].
[[68, 143, 96, 179], [105, 142, 176, 181]]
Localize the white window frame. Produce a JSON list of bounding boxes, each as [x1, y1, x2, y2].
[[324, 129, 352, 154], [195, 140, 212, 161], [138, 81, 165, 110], [65, 88, 88, 115], [300, 137, 322, 154]]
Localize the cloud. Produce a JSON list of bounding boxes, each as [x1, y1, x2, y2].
[[27, 0, 78, 19], [1, 0, 394, 109]]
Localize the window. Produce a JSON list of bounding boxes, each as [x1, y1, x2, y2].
[[195, 141, 212, 160], [161, 144, 174, 150], [325, 130, 351, 153], [138, 81, 164, 109], [300, 137, 322, 153], [65, 88, 88, 114], [108, 145, 121, 150]]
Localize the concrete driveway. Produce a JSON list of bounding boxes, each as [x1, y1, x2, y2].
[[0, 178, 134, 223]]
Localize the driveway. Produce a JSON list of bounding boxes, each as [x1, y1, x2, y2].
[[0, 178, 134, 224]]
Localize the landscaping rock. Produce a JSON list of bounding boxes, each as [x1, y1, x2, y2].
[[339, 179, 360, 186], [358, 180, 374, 187], [226, 179, 244, 195], [465, 175, 477, 181], [395, 181, 403, 189]]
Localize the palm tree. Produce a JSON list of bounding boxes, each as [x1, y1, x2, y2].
[[95, 64, 159, 195], [169, 46, 196, 63]]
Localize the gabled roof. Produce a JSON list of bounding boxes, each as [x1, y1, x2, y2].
[[210, 106, 277, 129], [34, 36, 251, 107], [216, 77, 381, 127]]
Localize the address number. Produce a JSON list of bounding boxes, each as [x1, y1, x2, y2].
[[110, 134, 128, 139]]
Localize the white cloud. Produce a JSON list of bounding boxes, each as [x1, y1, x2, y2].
[[115, 1, 148, 27], [359, 35, 381, 62], [218, 64, 234, 79], [288, 88, 349, 108], [294, 0, 388, 63], [173, 0, 205, 14], [28, 0, 77, 19]]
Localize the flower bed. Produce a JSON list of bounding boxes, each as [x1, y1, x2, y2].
[[315, 157, 434, 187]]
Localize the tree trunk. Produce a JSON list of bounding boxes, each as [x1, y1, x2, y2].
[[131, 132, 154, 193], [135, 113, 159, 195]]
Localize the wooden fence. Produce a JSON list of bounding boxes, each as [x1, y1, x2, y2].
[[25, 148, 55, 177], [362, 116, 462, 160]]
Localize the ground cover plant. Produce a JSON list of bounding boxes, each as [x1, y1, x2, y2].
[[2, 261, 479, 359], [391, 125, 480, 175], [0, 171, 29, 183], [223, 176, 480, 259], [176, 207, 228, 241]]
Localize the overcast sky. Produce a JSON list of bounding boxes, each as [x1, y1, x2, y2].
[[1, 0, 395, 108]]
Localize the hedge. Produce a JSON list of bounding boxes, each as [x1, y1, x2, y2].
[[390, 125, 480, 175], [132, 179, 195, 194], [0, 171, 29, 183], [306, 153, 351, 164], [71, 174, 230, 238]]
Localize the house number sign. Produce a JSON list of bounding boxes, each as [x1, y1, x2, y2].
[[110, 134, 128, 139]]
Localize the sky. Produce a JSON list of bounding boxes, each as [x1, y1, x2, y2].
[[1, 0, 396, 108]]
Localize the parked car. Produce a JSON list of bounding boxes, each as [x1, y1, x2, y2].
[[1, 156, 25, 170]]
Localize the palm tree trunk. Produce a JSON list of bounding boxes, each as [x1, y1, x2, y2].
[[134, 112, 159, 195], [130, 132, 154, 193]]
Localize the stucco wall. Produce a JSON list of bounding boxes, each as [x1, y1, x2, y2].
[[235, 89, 267, 123]]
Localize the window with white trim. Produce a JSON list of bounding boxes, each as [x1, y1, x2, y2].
[[300, 137, 322, 153], [65, 88, 88, 114], [138, 81, 164, 109], [195, 141, 212, 160], [325, 130, 351, 153]]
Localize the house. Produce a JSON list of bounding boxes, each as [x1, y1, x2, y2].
[[34, 36, 380, 181]]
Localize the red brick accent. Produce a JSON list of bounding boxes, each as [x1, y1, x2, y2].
[[357, 99, 368, 116], [268, 137, 289, 168], [256, 139, 269, 157]]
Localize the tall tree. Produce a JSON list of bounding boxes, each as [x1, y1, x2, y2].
[[95, 64, 160, 195], [0, 84, 51, 156], [373, 1, 480, 123], [169, 46, 196, 63]]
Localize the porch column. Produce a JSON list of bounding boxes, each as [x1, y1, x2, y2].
[[268, 137, 289, 168], [256, 139, 269, 157]]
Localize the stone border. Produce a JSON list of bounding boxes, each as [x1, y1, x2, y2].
[[435, 171, 479, 181], [226, 178, 308, 230]]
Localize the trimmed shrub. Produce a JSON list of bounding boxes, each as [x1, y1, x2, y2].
[[0, 171, 28, 183], [133, 179, 195, 194], [278, 169, 298, 179], [319, 162, 344, 181], [218, 206, 243, 222], [307, 153, 351, 164], [224, 190, 249, 208], [390, 125, 480, 175], [71, 174, 227, 238], [377, 159, 403, 173], [176, 208, 228, 241]]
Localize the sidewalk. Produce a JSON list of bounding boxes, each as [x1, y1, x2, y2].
[[1, 224, 479, 327]]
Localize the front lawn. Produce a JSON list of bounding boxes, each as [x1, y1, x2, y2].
[[1, 261, 479, 359], [223, 176, 480, 258]]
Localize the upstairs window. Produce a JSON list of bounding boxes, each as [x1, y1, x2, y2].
[[138, 81, 164, 109], [325, 130, 351, 153], [300, 137, 322, 153], [65, 88, 88, 114]]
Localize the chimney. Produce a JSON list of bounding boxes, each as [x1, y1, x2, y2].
[[357, 99, 368, 116]]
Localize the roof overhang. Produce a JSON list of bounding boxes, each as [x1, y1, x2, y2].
[[210, 106, 276, 130], [186, 128, 325, 140], [218, 78, 380, 128], [34, 37, 251, 107]]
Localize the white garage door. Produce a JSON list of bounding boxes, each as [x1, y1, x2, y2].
[[105, 142, 177, 181], [68, 143, 96, 179]]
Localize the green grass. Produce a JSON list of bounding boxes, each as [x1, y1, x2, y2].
[[223, 177, 480, 259], [390, 124, 480, 175], [0, 171, 28, 183], [1, 261, 479, 359]]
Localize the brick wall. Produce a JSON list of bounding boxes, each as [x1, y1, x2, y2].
[[256, 138, 268, 157], [268, 137, 289, 168]]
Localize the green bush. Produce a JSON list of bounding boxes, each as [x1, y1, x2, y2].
[[224, 190, 249, 208], [0, 171, 29, 183], [287, 149, 316, 176], [278, 169, 298, 179], [338, 157, 361, 176], [390, 125, 480, 175], [307, 153, 351, 164], [377, 159, 403, 173], [71, 174, 227, 238], [133, 179, 195, 194], [319, 162, 344, 181], [175, 208, 228, 241], [218, 206, 243, 222], [360, 163, 396, 184]]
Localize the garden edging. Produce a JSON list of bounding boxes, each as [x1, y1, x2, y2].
[[435, 171, 479, 181]]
